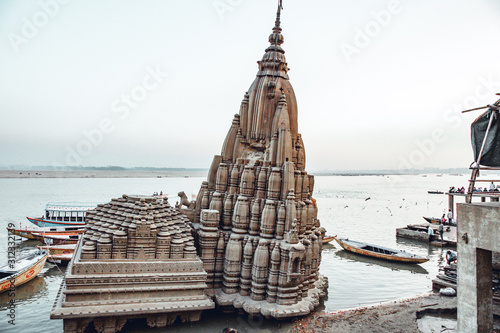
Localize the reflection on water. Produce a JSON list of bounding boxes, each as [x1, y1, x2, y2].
[[333, 248, 429, 275], [0, 276, 47, 310]]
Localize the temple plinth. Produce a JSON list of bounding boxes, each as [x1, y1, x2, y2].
[[193, 4, 328, 319]]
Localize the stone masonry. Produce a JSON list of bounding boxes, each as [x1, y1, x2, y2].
[[51, 195, 214, 333]]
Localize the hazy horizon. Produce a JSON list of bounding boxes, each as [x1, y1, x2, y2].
[[1, 1, 500, 172]]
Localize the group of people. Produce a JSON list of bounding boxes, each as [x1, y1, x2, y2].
[[152, 191, 164, 196], [428, 222, 446, 243], [449, 186, 465, 193], [473, 182, 499, 192]]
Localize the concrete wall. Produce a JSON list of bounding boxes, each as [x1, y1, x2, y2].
[[456, 202, 500, 333]]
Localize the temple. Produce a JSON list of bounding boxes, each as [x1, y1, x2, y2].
[[189, 4, 328, 319], [50, 3, 327, 332], [50, 195, 214, 332]]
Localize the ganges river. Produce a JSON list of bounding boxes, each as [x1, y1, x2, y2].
[[0, 174, 475, 332]]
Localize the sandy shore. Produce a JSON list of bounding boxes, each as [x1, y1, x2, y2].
[[0, 170, 207, 178], [289, 293, 458, 333]]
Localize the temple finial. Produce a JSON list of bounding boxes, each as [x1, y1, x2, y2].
[[269, 0, 284, 48]]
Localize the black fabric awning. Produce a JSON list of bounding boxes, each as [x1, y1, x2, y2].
[[471, 109, 500, 167]]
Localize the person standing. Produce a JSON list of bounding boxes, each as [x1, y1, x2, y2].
[[438, 221, 444, 242], [447, 209, 453, 224], [428, 226, 434, 243]]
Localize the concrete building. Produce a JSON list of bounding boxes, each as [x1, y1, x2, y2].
[[457, 202, 500, 332]]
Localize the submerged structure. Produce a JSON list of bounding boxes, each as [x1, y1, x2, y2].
[[51, 195, 214, 332], [189, 5, 328, 318], [51, 4, 326, 331]]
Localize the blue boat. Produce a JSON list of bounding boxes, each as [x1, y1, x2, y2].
[[26, 202, 101, 228]]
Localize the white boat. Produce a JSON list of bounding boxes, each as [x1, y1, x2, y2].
[[0, 250, 48, 293], [26, 202, 101, 228]]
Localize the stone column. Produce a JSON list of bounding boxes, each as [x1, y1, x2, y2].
[[198, 210, 220, 289]]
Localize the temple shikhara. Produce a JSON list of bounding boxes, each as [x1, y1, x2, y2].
[[51, 4, 327, 332], [191, 5, 328, 318]]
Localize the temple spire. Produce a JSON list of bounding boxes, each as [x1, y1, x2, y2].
[[269, 0, 284, 49]]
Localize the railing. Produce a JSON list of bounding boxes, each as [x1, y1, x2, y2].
[[45, 202, 103, 210]]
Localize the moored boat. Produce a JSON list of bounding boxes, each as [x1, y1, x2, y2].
[[26, 202, 101, 228], [7, 227, 84, 240], [333, 236, 429, 264], [423, 216, 441, 224], [36, 233, 81, 245], [323, 236, 335, 244], [37, 243, 76, 256], [0, 250, 48, 293], [37, 245, 76, 264]]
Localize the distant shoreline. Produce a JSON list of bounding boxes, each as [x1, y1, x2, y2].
[[0, 170, 472, 179], [0, 170, 208, 179]]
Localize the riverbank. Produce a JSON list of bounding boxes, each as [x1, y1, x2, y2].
[[0, 170, 207, 178], [290, 293, 458, 333]]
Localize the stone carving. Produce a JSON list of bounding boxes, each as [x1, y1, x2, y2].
[[51, 195, 214, 333], [189, 4, 328, 320], [177, 191, 195, 209]]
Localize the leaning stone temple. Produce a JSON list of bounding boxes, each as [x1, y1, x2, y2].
[[51, 4, 327, 332], [51, 195, 214, 332], [189, 5, 328, 319]]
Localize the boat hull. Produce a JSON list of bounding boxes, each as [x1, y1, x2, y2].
[[26, 217, 85, 228], [8, 227, 84, 240], [323, 236, 335, 244], [0, 251, 48, 293], [333, 237, 429, 264], [38, 244, 76, 256], [423, 216, 441, 224]]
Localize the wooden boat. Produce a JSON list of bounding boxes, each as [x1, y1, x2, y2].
[[46, 253, 73, 264], [26, 202, 101, 228], [37, 244, 76, 256], [0, 250, 48, 293], [30, 231, 82, 243], [423, 216, 441, 224], [323, 236, 335, 244], [333, 236, 429, 264], [35, 233, 80, 245], [7, 227, 84, 240], [38, 245, 75, 264]]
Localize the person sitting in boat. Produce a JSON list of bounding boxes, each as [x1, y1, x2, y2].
[[446, 250, 457, 265]]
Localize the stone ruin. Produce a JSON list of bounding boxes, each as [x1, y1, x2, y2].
[[50, 195, 214, 332], [51, 4, 327, 332], [187, 5, 328, 319]]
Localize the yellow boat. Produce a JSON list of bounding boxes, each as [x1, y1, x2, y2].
[[0, 250, 48, 293], [323, 236, 335, 244], [333, 236, 429, 264]]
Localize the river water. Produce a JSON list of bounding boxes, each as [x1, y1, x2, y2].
[[0, 174, 474, 332]]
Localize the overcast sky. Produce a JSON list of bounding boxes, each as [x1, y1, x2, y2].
[[1, 0, 500, 172]]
